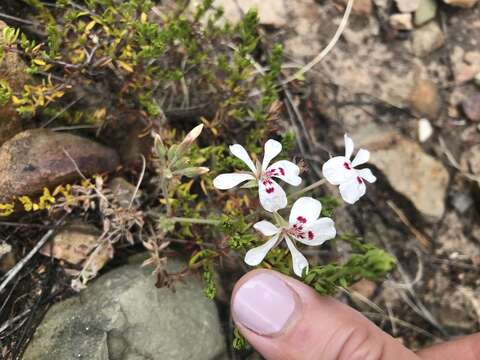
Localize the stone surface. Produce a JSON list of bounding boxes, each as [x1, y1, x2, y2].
[[450, 191, 473, 213], [418, 118, 433, 142], [0, 129, 119, 202], [414, 0, 437, 26], [24, 258, 227, 360], [110, 177, 142, 208], [196, 0, 287, 26], [451, 48, 480, 84], [0, 21, 26, 145], [412, 22, 445, 57], [427, 272, 479, 331], [462, 93, 480, 121], [283, 0, 323, 58], [40, 223, 108, 267], [443, 0, 479, 7], [389, 13, 413, 30], [395, 0, 420, 12], [436, 212, 480, 257], [409, 78, 442, 118], [464, 144, 480, 174], [353, 123, 450, 218]]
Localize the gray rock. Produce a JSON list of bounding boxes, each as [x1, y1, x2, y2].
[[110, 177, 142, 208], [0, 129, 119, 203], [412, 22, 445, 57], [451, 192, 473, 214], [414, 0, 437, 26], [24, 258, 228, 360], [353, 123, 449, 219]]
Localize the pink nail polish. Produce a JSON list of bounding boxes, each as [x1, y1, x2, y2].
[[232, 273, 298, 336]]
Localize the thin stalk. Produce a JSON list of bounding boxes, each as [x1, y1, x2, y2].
[[160, 177, 172, 217], [170, 217, 220, 226], [288, 179, 326, 199]]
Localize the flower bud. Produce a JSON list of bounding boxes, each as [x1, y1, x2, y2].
[[176, 124, 204, 158], [174, 166, 210, 178]]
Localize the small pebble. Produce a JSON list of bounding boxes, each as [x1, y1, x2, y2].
[[462, 94, 480, 122], [418, 118, 433, 142]]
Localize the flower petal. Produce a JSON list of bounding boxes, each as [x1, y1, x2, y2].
[[322, 156, 354, 185], [358, 168, 377, 183], [351, 149, 370, 168], [259, 178, 287, 212], [213, 173, 255, 190], [285, 236, 309, 277], [297, 218, 336, 246], [244, 234, 279, 266], [230, 144, 256, 173], [339, 177, 366, 204], [268, 160, 302, 186], [254, 220, 280, 236], [344, 134, 354, 159], [289, 197, 321, 225], [262, 139, 282, 171]]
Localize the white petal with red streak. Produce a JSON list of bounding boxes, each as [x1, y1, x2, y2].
[[289, 197, 322, 225], [229, 144, 256, 173], [339, 177, 366, 204], [358, 168, 377, 183], [262, 139, 282, 171], [297, 218, 336, 246], [351, 149, 370, 167], [344, 134, 354, 159], [258, 178, 287, 212], [253, 220, 280, 236], [244, 234, 279, 266], [322, 156, 354, 185], [268, 160, 302, 186], [213, 173, 255, 190], [285, 236, 309, 277]]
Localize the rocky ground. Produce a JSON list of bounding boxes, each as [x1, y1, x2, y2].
[[1, 0, 480, 359], [216, 0, 480, 353]]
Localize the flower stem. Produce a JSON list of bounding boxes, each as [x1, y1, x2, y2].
[[170, 217, 221, 226], [288, 179, 326, 199], [160, 177, 172, 217]]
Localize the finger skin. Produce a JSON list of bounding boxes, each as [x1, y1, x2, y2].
[[232, 269, 420, 360], [417, 333, 480, 360]]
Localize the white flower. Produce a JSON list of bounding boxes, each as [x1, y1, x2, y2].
[[245, 197, 336, 277], [322, 134, 377, 204], [213, 139, 302, 212]]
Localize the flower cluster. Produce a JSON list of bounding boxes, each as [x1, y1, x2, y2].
[[214, 134, 376, 276]]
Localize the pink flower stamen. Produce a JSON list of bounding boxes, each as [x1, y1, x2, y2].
[[287, 217, 311, 240]]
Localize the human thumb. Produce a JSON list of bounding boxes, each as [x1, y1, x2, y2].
[[231, 269, 419, 360]]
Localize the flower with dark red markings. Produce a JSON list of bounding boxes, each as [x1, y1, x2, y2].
[[322, 134, 377, 204], [245, 197, 336, 277], [213, 139, 302, 212]]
